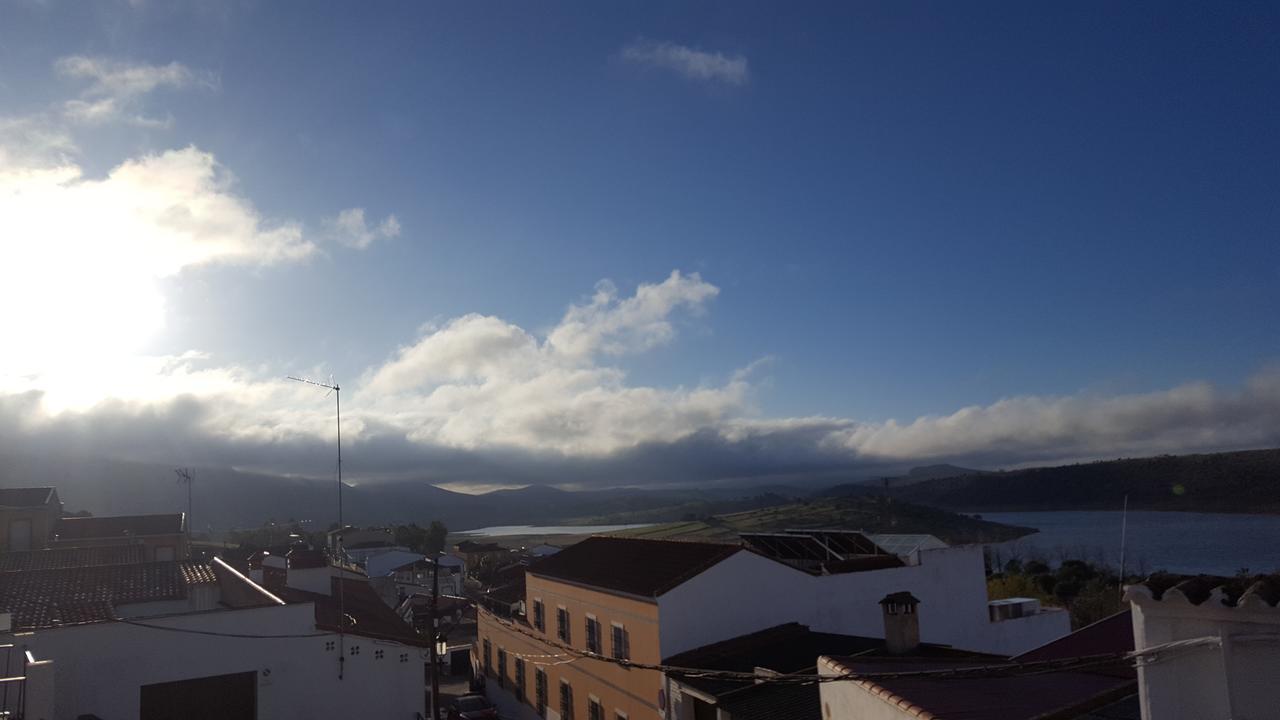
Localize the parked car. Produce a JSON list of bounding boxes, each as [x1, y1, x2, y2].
[[448, 694, 498, 720]]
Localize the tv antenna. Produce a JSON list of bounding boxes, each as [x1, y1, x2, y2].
[[287, 374, 347, 680], [174, 468, 194, 543]]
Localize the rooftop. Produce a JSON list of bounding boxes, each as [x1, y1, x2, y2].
[[0, 560, 215, 630], [0, 487, 58, 509], [455, 540, 507, 553], [527, 536, 741, 598], [1126, 572, 1280, 609], [283, 576, 428, 647], [55, 513, 185, 540], [822, 655, 1135, 720], [0, 544, 146, 572]]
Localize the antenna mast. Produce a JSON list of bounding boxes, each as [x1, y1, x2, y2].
[[288, 375, 346, 680], [174, 468, 194, 545]]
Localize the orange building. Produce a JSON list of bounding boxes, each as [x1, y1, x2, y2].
[[477, 537, 749, 720]]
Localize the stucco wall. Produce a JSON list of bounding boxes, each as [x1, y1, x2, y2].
[[659, 546, 1067, 658], [1130, 595, 1280, 720], [6, 603, 427, 720], [817, 656, 912, 720]]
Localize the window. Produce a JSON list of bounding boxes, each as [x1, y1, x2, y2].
[[535, 668, 548, 717], [559, 679, 574, 720], [533, 598, 545, 631], [585, 616, 601, 653], [483, 639, 492, 675], [556, 606, 570, 643], [497, 648, 507, 688], [611, 623, 630, 660], [514, 658, 526, 702], [588, 697, 603, 720]]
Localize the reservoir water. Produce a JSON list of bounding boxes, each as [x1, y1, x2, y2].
[[456, 523, 653, 537], [981, 510, 1280, 576]]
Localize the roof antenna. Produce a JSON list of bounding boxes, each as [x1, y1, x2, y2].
[[288, 374, 346, 680], [174, 468, 194, 548]]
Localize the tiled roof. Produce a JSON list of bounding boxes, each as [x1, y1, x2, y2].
[[0, 487, 58, 508], [1126, 572, 1280, 608], [283, 577, 429, 647], [666, 623, 982, 699], [455, 541, 506, 553], [1015, 610, 1134, 674], [0, 561, 214, 630], [55, 513, 185, 540], [528, 536, 741, 597], [822, 656, 1136, 720], [718, 682, 818, 720], [0, 545, 146, 572]]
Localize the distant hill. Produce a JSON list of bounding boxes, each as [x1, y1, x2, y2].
[[607, 497, 1033, 546], [878, 449, 1280, 514], [813, 463, 986, 497]]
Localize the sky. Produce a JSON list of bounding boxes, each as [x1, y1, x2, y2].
[[1, 1, 1278, 490]]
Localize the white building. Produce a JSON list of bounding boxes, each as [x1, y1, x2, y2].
[[1125, 574, 1280, 720], [669, 530, 1069, 656], [0, 545, 429, 720]]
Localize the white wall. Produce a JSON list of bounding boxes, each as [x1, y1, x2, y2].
[[658, 546, 1067, 659], [1128, 587, 1280, 720], [5, 603, 428, 720], [817, 656, 912, 720]]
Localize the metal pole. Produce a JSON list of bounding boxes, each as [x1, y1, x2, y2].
[[429, 553, 440, 720], [1118, 493, 1129, 600], [336, 385, 345, 681]]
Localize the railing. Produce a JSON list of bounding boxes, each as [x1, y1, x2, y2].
[[0, 644, 27, 719]]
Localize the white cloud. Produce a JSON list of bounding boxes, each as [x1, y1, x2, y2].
[[325, 207, 402, 249], [621, 40, 749, 86], [54, 56, 211, 127], [0, 145, 316, 379]]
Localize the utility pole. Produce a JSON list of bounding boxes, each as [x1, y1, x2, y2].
[[429, 553, 441, 720], [288, 375, 346, 681]]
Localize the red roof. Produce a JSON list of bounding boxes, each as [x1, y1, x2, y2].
[[1015, 610, 1134, 673], [0, 487, 58, 508], [283, 577, 429, 647], [0, 545, 146, 572], [528, 536, 742, 598], [55, 513, 185, 540], [0, 561, 215, 630]]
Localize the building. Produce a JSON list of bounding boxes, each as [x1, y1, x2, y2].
[[328, 526, 408, 566], [477, 534, 1072, 720], [1125, 573, 1280, 720], [454, 539, 510, 576], [52, 513, 188, 561], [0, 542, 429, 719], [662, 607, 987, 720], [0, 487, 62, 552], [817, 600, 1138, 720]]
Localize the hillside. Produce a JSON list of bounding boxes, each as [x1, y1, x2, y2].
[[868, 449, 1280, 514], [609, 496, 1033, 545]]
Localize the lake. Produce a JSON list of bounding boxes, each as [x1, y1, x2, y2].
[[982, 510, 1280, 576], [456, 523, 653, 537]]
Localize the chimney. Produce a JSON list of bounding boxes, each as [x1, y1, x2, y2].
[[261, 554, 287, 596], [879, 592, 921, 655]]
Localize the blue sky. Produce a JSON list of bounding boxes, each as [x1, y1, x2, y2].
[[1, 2, 1277, 487]]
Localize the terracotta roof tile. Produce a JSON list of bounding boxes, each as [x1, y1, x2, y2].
[[0, 545, 146, 572], [528, 536, 741, 597], [0, 561, 212, 630], [1129, 572, 1280, 608], [0, 488, 58, 508], [55, 514, 185, 540]]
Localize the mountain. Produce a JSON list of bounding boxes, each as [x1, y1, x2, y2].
[[812, 464, 987, 497], [881, 449, 1280, 514]]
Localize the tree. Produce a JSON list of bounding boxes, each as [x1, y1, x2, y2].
[[425, 520, 448, 554]]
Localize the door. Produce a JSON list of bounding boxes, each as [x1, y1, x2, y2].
[[7, 520, 31, 551], [140, 671, 257, 720]]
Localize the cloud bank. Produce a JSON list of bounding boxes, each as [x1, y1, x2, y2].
[[621, 40, 749, 86], [326, 207, 401, 249]]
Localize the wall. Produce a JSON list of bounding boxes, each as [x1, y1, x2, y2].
[[5, 603, 428, 720], [0, 504, 60, 552], [659, 546, 1068, 658], [817, 656, 912, 720], [476, 570, 667, 720], [1128, 589, 1280, 720]]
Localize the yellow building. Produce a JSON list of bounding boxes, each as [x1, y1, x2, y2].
[[477, 536, 745, 720]]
